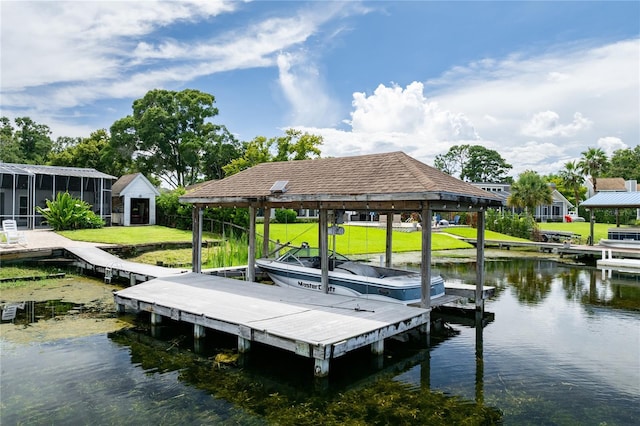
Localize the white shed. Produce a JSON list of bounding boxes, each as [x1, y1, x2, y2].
[[111, 173, 160, 226]]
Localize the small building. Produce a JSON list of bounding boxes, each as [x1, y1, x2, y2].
[[470, 182, 574, 222], [585, 177, 628, 198], [535, 184, 574, 222], [111, 173, 160, 226], [0, 163, 115, 228]]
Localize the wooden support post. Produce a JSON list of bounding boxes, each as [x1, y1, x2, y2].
[[319, 209, 329, 293], [476, 210, 486, 312], [238, 336, 251, 353], [247, 205, 256, 282], [589, 210, 595, 246], [151, 312, 162, 325], [262, 207, 271, 258], [420, 205, 432, 311], [420, 204, 432, 338], [314, 358, 330, 377], [192, 206, 202, 273], [194, 324, 206, 339], [385, 213, 393, 267], [129, 273, 136, 286], [371, 339, 384, 355]]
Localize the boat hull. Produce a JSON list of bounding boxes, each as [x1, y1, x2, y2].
[[256, 259, 445, 305]]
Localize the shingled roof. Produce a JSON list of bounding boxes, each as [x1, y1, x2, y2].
[[593, 177, 627, 192], [181, 151, 502, 211]]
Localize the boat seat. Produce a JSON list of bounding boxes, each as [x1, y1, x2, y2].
[[334, 262, 380, 278]]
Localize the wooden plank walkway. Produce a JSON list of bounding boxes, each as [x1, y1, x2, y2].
[[66, 246, 187, 284], [114, 272, 430, 377]]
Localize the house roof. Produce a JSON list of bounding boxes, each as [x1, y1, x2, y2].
[[112, 173, 159, 197], [112, 173, 139, 196], [593, 177, 627, 191], [0, 163, 115, 179], [580, 191, 640, 209], [180, 151, 503, 211]]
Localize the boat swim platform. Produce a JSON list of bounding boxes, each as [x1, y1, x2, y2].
[[65, 246, 188, 284], [114, 272, 432, 377]]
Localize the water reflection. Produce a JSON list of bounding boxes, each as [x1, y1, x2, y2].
[[2, 259, 638, 424], [0, 300, 82, 324]]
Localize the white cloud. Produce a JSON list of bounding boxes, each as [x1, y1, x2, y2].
[[297, 38, 639, 178], [277, 52, 340, 128], [1, 1, 363, 118], [521, 111, 592, 138], [292, 82, 482, 161], [596, 137, 628, 157], [1, 1, 240, 90]]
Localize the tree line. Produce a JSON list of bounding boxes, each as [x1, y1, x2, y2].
[[1, 88, 638, 214], [0, 89, 322, 189]]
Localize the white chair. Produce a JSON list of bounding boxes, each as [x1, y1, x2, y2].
[[1, 220, 27, 246]]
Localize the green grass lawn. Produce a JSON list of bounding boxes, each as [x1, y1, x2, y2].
[[537, 222, 615, 244], [58, 226, 218, 244], [57, 222, 617, 264], [259, 223, 474, 255], [440, 227, 530, 242]]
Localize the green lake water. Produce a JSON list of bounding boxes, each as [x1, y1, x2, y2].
[[1, 259, 639, 425]]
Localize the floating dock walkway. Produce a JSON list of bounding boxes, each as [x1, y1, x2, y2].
[[114, 272, 430, 377], [65, 246, 188, 284]]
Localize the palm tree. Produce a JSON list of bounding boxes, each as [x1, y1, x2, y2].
[[508, 170, 554, 216], [559, 160, 584, 207], [578, 147, 608, 193]]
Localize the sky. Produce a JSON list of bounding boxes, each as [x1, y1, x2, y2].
[[1, 0, 638, 178]]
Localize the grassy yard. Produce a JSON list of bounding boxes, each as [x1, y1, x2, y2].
[[440, 227, 530, 242], [56, 222, 621, 250], [258, 223, 474, 255], [537, 222, 616, 244], [58, 226, 219, 244], [52, 222, 622, 268]]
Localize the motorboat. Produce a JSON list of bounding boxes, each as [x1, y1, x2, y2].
[[599, 239, 640, 250], [255, 245, 445, 305]]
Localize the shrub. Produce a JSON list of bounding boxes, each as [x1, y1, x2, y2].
[[156, 187, 250, 235], [156, 187, 192, 229], [485, 209, 536, 239], [274, 208, 297, 224], [37, 192, 104, 230]]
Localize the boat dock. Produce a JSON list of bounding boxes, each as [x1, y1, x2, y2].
[[114, 272, 431, 377], [597, 248, 640, 271], [65, 246, 188, 284], [462, 238, 640, 260]]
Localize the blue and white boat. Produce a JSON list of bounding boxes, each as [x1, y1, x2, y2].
[[256, 246, 445, 305]]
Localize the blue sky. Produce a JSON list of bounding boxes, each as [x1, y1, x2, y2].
[[1, 1, 638, 177]]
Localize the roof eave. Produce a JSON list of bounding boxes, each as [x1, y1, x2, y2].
[[181, 191, 503, 211]]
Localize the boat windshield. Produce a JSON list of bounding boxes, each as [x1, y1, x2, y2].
[[277, 247, 350, 263]]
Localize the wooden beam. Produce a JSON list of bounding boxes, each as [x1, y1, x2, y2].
[[319, 209, 329, 293], [247, 206, 256, 282], [191, 206, 202, 273], [385, 213, 393, 267], [420, 204, 432, 314], [262, 207, 271, 258], [476, 210, 485, 311]]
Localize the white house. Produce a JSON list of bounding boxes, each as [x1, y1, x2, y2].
[[111, 173, 160, 226], [470, 182, 574, 222]]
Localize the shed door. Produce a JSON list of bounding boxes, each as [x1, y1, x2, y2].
[[130, 198, 149, 225]]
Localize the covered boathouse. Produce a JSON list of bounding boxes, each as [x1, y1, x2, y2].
[[116, 151, 502, 377]]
